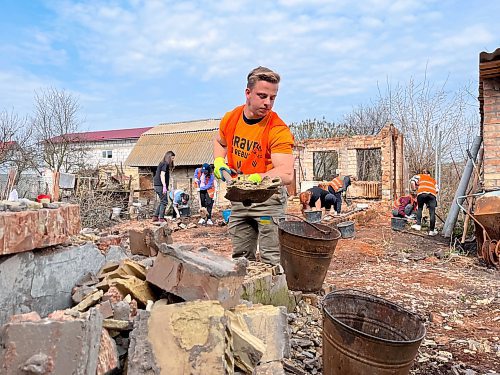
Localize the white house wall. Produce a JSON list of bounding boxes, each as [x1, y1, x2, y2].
[[83, 139, 138, 167]]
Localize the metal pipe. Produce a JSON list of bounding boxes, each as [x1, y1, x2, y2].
[[442, 135, 482, 238]]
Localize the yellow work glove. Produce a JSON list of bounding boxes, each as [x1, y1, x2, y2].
[[246, 173, 262, 184], [214, 157, 231, 181]]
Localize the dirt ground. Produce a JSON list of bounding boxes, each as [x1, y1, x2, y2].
[[113, 199, 500, 374]]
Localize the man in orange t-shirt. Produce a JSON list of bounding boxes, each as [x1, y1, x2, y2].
[[213, 66, 294, 265]]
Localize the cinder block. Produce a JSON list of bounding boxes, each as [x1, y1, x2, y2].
[[0, 309, 103, 375], [147, 244, 247, 309]]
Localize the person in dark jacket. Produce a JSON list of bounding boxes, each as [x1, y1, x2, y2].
[[299, 186, 336, 214], [152, 150, 175, 222], [319, 175, 355, 215]]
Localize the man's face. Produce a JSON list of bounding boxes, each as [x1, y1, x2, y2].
[[245, 80, 278, 119]]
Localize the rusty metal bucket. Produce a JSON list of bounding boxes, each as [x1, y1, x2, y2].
[[322, 289, 426, 375], [279, 221, 341, 292], [304, 210, 322, 223]]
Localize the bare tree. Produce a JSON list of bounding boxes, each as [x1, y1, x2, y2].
[[32, 87, 89, 173], [385, 78, 479, 174], [0, 109, 36, 176], [289, 117, 354, 141]]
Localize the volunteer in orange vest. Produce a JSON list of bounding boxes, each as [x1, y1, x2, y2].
[[213, 66, 294, 265], [410, 169, 439, 236], [193, 163, 215, 225], [320, 175, 354, 215]]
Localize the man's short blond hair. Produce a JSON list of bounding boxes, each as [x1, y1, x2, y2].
[[247, 66, 280, 89]]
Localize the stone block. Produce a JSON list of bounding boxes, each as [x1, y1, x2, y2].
[[241, 262, 297, 312], [232, 304, 290, 363], [128, 301, 234, 375], [97, 300, 114, 319], [0, 309, 103, 375], [0, 243, 128, 326], [147, 244, 247, 309], [97, 235, 123, 251], [227, 310, 265, 373], [129, 225, 173, 257], [0, 204, 81, 255]]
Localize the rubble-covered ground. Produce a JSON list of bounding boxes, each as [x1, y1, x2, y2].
[[109, 200, 500, 375]]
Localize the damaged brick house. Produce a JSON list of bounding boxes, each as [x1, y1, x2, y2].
[[294, 123, 405, 200]]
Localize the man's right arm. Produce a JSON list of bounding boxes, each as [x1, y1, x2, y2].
[[214, 134, 227, 159]]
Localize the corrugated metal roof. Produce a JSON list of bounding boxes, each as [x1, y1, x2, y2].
[[125, 130, 218, 167], [144, 119, 220, 135]]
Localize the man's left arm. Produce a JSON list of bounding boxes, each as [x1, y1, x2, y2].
[[261, 153, 294, 185]]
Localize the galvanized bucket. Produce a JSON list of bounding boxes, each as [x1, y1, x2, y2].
[[322, 289, 426, 375], [337, 220, 355, 238], [279, 221, 341, 292], [304, 210, 322, 223]]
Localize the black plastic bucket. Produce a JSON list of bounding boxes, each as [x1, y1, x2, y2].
[[391, 217, 407, 231], [322, 289, 426, 375], [337, 221, 355, 238], [279, 221, 341, 292]]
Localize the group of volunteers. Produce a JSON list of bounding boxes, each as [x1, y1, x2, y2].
[[392, 169, 439, 236], [152, 65, 441, 270]]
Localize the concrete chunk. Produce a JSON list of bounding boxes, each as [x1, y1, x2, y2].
[[0, 243, 127, 326], [241, 262, 297, 312], [128, 300, 234, 375], [146, 244, 247, 309], [227, 310, 265, 373], [232, 304, 290, 363], [129, 226, 173, 257], [0, 309, 103, 375]]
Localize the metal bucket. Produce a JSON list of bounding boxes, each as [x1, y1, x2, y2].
[[279, 221, 341, 292], [391, 217, 407, 231], [304, 210, 322, 223], [322, 289, 426, 375], [337, 221, 355, 238]]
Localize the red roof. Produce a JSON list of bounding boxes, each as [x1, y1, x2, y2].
[[51, 127, 153, 143]]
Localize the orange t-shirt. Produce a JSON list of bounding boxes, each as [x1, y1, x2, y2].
[[219, 106, 294, 174]]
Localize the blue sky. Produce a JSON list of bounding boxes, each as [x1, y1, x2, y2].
[[0, 0, 498, 131]]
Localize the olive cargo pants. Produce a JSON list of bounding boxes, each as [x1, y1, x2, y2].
[[228, 187, 287, 265]]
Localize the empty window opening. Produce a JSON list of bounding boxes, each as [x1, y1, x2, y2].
[[313, 151, 338, 181], [356, 148, 381, 181]]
